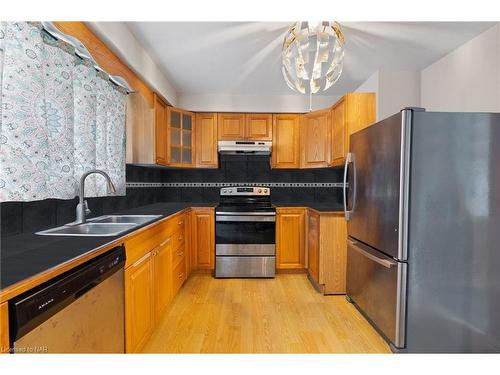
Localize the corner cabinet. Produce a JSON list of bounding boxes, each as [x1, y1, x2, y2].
[[272, 114, 301, 169], [167, 107, 195, 167]]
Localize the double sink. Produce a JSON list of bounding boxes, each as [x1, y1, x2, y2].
[[36, 215, 162, 237]]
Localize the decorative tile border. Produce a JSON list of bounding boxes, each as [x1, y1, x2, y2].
[[126, 182, 345, 188]]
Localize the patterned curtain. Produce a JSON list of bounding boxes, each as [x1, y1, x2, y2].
[[0, 22, 126, 202]]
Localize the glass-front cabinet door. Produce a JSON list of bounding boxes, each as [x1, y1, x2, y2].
[[167, 107, 195, 167]]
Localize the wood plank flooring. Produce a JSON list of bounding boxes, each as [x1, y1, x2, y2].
[[142, 273, 390, 353]]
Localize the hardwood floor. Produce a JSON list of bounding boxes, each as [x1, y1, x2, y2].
[[142, 273, 390, 353]]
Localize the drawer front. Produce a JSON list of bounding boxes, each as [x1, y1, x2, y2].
[[125, 224, 164, 267], [346, 238, 407, 348], [162, 213, 186, 239], [171, 245, 186, 269], [171, 259, 186, 297], [125, 212, 187, 268], [171, 228, 185, 252]]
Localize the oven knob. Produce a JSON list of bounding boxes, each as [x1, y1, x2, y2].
[[264, 189, 268, 194], [258, 189, 262, 193]]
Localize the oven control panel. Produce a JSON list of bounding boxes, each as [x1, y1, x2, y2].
[[220, 186, 270, 196]]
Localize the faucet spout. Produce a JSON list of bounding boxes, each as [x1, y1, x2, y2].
[[75, 170, 116, 224]]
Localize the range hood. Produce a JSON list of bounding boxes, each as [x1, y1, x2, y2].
[[218, 141, 272, 155]]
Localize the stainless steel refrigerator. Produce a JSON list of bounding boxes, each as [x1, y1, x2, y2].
[[344, 108, 500, 353]]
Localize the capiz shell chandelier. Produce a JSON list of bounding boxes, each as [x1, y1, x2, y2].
[[282, 21, 345, 99]]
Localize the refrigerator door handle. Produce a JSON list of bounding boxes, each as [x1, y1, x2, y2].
[[343, 152, 355, 221], [348, 239, 397, 268]]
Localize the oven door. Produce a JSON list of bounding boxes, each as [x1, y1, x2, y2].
[[215, 213, 275, 256]]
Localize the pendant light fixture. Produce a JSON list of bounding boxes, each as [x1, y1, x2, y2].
[[281, 21, 345, 110]]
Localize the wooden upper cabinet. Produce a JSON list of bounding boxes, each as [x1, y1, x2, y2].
[[126, 92, 154, 164], [195, 113, 218, 168], [300, 109, 331, 168], [331, 98, 346, 166], [167, 107, 195, 167], [154, 94, 168, 165], [330, 93, 376, 166], [217, 113, 246, 140], [245, 113, 273, 140], [272, 114, 301, 168], [276, 208, 306, 270]]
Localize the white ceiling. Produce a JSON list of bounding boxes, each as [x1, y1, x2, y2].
[[127, 22, 495, 98]]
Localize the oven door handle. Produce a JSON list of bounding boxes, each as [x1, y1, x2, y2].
[[216, 215, 276, 222], [215, 211, 275, 216]]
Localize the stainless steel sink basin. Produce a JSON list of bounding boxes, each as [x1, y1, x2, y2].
[[89, 215, 161, 225], [37, 222, 137, 237]]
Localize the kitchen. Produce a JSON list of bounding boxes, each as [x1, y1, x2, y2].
[[1, 1, 499, 373]]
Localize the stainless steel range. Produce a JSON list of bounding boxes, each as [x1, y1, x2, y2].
[[215, 186, 276, 278]]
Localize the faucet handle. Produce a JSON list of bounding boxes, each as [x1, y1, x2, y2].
[[83, 200, 91, 216]]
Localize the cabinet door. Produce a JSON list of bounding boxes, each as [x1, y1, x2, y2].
[[125, 252, 154, 353], [320, 214, 348, 294], [276, 208, 306, 269], [195, 113, 218, 168], [153, 239, 173, 323], [301, 109, 331, 168], [217, 113, 245, 140], [167, 107, 195, 167], [154, 94, 168, 165], [245, 113, 273, 140], [191, 208, 215, 270], [272, 114, 301, 168], [307, 211, 320, 284], [331, 99, 346, 166]]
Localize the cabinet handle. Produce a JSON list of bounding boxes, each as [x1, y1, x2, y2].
[[177, 251, 184, 257], [178, 273, 184, 279], [178, 235, 183, 241], [178, 221, 184, 225]]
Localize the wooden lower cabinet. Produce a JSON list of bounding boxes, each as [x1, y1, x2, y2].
[[307, 210, 320, 282], [1, 302, 9, 354], [191, 208, 215, 270], [276, 208, 306, 270], [125, 252, 155, 353], [153, 239, 173, 323], [124, 211, 193, 353], [306, 209, 348, 294]]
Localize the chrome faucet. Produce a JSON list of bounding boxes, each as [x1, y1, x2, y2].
[[75, 170, 117, 224]]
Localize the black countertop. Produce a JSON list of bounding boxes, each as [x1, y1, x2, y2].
[[0, 202, 215, 290], [1, 200, 341, 292]]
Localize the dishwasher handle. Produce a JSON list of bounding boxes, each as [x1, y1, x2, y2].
[[9, 246, 126, 343]]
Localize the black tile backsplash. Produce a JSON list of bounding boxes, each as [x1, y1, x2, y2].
[[1, 162, 343, 237]]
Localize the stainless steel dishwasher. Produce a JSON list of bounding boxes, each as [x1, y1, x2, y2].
[[9, 246, 126, 353]]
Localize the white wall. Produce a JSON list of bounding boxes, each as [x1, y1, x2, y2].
[[421, 23, 500, 112], [87, 22, 178, 106], [355, 70, 420, 120], [178, 93, 341, 113]]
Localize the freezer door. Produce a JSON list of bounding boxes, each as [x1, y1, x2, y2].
[[346, 110, 411, 260], [346, 238, 407, 349]]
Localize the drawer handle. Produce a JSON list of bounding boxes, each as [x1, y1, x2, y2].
[[159, 238, 171, 248], [176, 251, 184, 257], [178, 273, 184, 279], [178, 235, 183, 241], [178, 221, 184, 225]]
